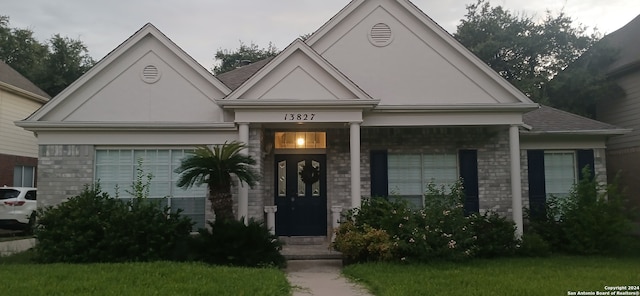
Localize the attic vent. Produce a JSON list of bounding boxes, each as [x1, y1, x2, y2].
[[141, 65, 161, 84], [369, 23, 393, 47]]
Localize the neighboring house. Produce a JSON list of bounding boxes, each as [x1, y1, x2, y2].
[[594, 14, 640, 211], [0, 60, 50, 187], [17, 0, 626, 237]]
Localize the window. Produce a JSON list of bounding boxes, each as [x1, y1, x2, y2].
[[544, 151, 576, 199], [274, 132, 326, 149], [13, 166, 35, 187], [388, 153, 457, 207], [95, 149, 206, 229]]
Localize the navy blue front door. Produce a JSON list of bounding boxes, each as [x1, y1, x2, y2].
[[274, 154, 327, 236]]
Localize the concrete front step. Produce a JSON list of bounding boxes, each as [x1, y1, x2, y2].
[[279, 236, 342, 260], [281, 244, 343, 260]]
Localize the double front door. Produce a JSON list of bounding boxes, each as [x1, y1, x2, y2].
[[274, 154, 327, 236]]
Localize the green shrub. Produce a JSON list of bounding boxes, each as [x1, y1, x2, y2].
[[333, 220, 394, 263], [35, 176, 193, 263], [528, 168, 634, 255], [470, 211, 518, 258], [189, 219, 286, 268], [334, 182, 488, 262], [516, 232, 551, 257]]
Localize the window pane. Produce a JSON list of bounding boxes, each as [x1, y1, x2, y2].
[[297, 161, 305, 196], [312, 160, 320, 196], [388, 154, 422, 196], [13, 166, 22, 187], [96, 149, 205, 230], [13, 166, 34, 187], [23, 167, 34, 187], [544, 152, 576, 197], [278, 160, 286, 197], [422, 154, 457, 188]]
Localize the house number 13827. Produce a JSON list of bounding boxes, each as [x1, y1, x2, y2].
[[284, 113, 315, 121]]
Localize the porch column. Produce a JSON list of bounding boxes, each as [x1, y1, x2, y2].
[[350, 122, 361, 208], [238, 123, 249, 224], [509, 124, 523, 237], [264, 206, 277, 235]]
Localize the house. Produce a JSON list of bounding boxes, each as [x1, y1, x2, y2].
[[17, 0, 626, 237], [0, 60, 50, 187], [594, 14, 640, 211]]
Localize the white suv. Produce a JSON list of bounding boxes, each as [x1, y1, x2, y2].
[[0, 186, 37, 227]]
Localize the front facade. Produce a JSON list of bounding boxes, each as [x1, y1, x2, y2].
[[18, 0, 624, 237], [0, 61, 50, 187]]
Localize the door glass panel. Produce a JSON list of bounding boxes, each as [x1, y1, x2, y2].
[[297, 161, 305, 196], [312, 160, 320, 196], [278, 160, 286, 197]]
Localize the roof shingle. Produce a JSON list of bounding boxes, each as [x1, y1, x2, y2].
[[0, 60, 51, 99], [523, 105, 625, 133], [216, 57, 273, 90]]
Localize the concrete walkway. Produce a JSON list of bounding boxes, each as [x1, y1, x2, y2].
[[0, 238, 35, 256], [286, 259, 373, 296]]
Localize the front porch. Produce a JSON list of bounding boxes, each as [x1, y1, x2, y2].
[[239, 126, 526, 240]]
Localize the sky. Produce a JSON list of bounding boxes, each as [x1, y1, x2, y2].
[[3, 0, 639, 71]]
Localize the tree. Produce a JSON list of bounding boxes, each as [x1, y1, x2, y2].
[[0, 16, 95, 96], [544, 40, 624, 117], [174, 142, 259, 222], [453, 0, 616, 115], [38, 34, 95, 96], [0, 16, 48, 83], [213, 41, 278, 75]]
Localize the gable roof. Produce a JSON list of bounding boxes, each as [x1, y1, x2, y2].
[[217, 57, 274, 90], [522, 105, 629, 135], [0, 60, 50, 103], [23, 23, 231, 122], [219, 39, 377, 107], [304, 0, 536, 109], [601, 14, 640, 75]]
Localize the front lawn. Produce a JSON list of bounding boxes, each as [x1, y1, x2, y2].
[[343, 256, 640, 296], [0, 254, 290, 296]]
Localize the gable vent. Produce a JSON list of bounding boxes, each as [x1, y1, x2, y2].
[[141, 65, 161, 84], [369, 23, 393, 47]]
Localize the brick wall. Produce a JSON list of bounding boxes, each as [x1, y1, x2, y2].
[[360, 127, 513, 217], [247, 127, 265, 220], [37, 145, 94, 207], [0, 153, 38, 187]]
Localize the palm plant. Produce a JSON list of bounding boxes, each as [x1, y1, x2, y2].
[[174, 141, 259, 222]]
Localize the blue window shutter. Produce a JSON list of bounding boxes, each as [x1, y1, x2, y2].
[[459, 150, 479, 215], [527, 150, 546, 218], [577, 149, 595, 181], [370, 150, 388, 197]]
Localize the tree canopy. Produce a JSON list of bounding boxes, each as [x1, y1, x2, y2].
[[0, 16, 95, 97], [213, 41, 278, 75], [454, 0, 621, 117]]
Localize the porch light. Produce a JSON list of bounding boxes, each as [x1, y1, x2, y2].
[[296, 137, 305, 147]]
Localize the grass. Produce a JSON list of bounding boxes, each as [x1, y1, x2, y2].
[[343, 256, 640, 296], [0, 251, 290, 296]]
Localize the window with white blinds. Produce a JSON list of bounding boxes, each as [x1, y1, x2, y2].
[[13, 166, 35, 187], [544, 151, 576, 199], [388, 153, 458, 207], [95, 149, 206, 229]]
